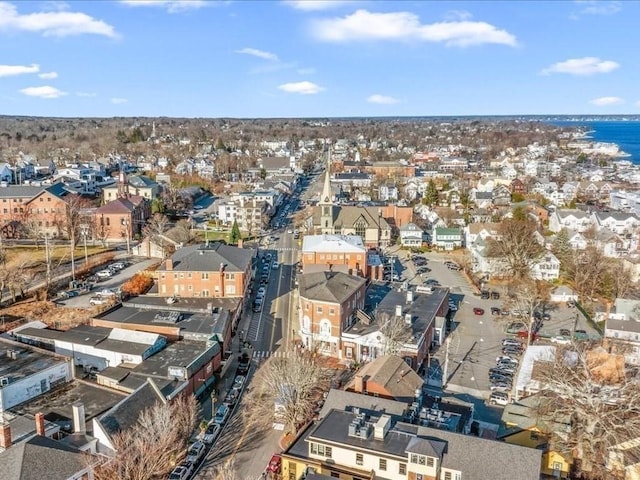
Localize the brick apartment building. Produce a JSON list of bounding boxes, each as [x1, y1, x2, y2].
[[0, 183, 70, 238], [157, 243, 255, 298], [298, 271, 367, 358], [302, 234, 369, 277], [93, 195, 150, 242]]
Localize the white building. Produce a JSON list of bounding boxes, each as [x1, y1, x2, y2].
[[549, 209, 593, 233], [398, 223, 424, 247], [530, 252, 560, 281], [605, 298, 640, 365], [591, 211, 640, 236]]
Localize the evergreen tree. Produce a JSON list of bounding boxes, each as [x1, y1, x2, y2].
[[552, 228, 572, 268], [424, 179, 439, 206], [229, 220, 241, 245]]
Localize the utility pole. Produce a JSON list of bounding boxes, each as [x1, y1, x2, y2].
[[80, 224, 89, 267], [125, 218, 131, 255], [43, 233, 51, 290]]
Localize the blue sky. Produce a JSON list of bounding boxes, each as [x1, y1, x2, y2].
[[0, 0, 639, 118]]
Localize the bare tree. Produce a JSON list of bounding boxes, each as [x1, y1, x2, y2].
[[254, 351, 330, 434], [535, 347, 640, 479], [172, 219, 195, 245], [92, 394, 199, 480], [208, 458, 263, 480], [142, 213, 169, 242], [375, 310, 413, 356], [565, 246, 612, 301], [506, 280, 549, 347], [486, 218, 544, 279]]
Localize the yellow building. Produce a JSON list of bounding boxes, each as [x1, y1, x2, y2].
[[499, 394, 572, 479]]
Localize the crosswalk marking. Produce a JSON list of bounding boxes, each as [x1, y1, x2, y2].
[[271, 247, 299, 252], [252, 350, 295, 359]]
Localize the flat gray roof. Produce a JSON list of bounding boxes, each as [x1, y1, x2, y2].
[[0, 340, 66, 387], [132, 341, 217, 378]]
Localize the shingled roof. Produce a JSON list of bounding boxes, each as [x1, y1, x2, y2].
[[298, 271, 366, 304], [160, 242, 254, 273], [0, 435, 89, 480]]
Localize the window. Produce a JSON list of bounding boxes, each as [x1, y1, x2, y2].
[[309, 443, 332, 458], [427, 457, 434, 467], [356, 453, 363, 465], [329, 308, 335, 315], [305, 303, 310, 311], [161, 273, 166, 279], [202, 289, 209, 297], [416, 475, 423, 480], [188, 285, 193, 291], [319, 321, 331, 336], [188, 273, 192, 278], [173, 273, 178, 280], [399, 463, 406, 475], [379, 459, 387, 471], [225, 273, 235, 280], [317, 306, 323, 314], [180, 273, 184, 278], [202, 273, 209, 280], [444, 473, 452, 480]]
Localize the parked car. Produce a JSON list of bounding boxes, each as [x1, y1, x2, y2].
[[169, 463, 193, 480], [491, 291, 500, 300], [272, 261, 279, 269], [201, 422, 221, 445], [96, 270, 112, 279], [233, 375, 246, 390], [109, 262, 127, 271], [96, 288, 117, 298], [491, 307, 501, 315], [186, 441, 205, 464], [490, 382, 511, 391], [214, 404, 230, 425], [502, 346, 523, 356], [551, 335, 571, 345], [481, 290, 490, 299], [473, 307, 485, 316], [89, 296, 109, 306], [496, 355, 519, 365], [503, 338, 522, 347], [257, 286, 266, 297], [489, 392, 510, 406], [224, 387, 239, 406], [267, 454, 282, 474]]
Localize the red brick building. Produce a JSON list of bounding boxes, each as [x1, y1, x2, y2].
[[297, 271, 367, 357], [93, 196, 150, 243], [157, 243, 255, 298]]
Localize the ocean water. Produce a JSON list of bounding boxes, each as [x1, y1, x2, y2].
[[552, 120, 640, 164]]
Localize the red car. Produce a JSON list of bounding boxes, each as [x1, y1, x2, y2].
[[267, 454, 282, 474], [473, 307, 485, 315]]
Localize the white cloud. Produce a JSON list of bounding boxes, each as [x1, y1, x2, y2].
[[38, 71, 58, 79], [235, 47, 279, 61], [590, 96, 624, 106], [76, 91, 96, 97], [443, 9, 472, 21], [278, 81, 324, 95], [119, 0, 207, 13], [312, 10, 517, 47], [19, 85, 67, 98], [0, 63, 39, 77], [282, 0, 351, 11], [0, 1, 117, 37], [574, 0, 621, 16], [541, 57, 619, 76], [367, 94, 399, 105], [111, 97, 128, 104]]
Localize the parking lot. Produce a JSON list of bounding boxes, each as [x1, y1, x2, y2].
[[55, 257, 159, 308], [390, 249, 600, 405]]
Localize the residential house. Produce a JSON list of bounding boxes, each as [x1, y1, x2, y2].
[[499, 393, 572, 479], [378, 183, 398, 202], [492, 184, 512, 206], [464, 222, 500, 247], [472, 190, 493, 210], [281, 408, 542, 480], [433, 227, 463, 250], [510, 178, 526, 194], [333, 172, 372, 191], [297, 271, 367, 357], [398, 222, 424, 248], [93, 195, 150, 243], [102, 174, 160, 202], [0, 163, 12, 183], [301, 234, 369, 278], [530, 252, 561, 281], [156, 242, 255, 299], [604, 298, 640, 365], [548, 209, 593, 233], [592, 211, 640, 236]]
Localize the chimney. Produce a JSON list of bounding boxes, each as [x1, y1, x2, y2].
[[354, 374, 366, 394], [395, 304, 402, 317], [0, 423, 11, 449], [165, 258, 173, 271], [35, 412, 45, 436], [72, 403, 86, 435], [406, 290, 414, 304]]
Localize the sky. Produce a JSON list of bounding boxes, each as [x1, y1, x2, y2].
[[0, 0, 639, 118]]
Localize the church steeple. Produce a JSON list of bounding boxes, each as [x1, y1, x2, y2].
[[319, 148, 334, 234], [320, 149, 333, 206]]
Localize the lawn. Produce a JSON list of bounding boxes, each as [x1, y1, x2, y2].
[[4, 245, 111, 266], [195, 229, 253, 243]]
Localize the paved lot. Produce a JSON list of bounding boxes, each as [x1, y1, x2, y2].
[[55, 258, 160, 308], [391, 249, 600, 408]]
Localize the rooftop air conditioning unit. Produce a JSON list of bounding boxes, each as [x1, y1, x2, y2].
[[0, 377, 9, 387]]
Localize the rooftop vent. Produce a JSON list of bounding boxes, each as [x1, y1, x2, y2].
[[395, 304, 402, 317], [152, 311, 182, 324]]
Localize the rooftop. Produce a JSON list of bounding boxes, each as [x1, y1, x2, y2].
[[160, 242, 255, 273], [302, 234, 366, 253], [0, 339, 67, 388], [298, 271, 366, 305]]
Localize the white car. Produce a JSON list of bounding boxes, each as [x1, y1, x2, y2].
[[201, 422, 221, 445], [287, 229, 293, 234], [257, 287, 266, 297], [551, 335, 571, 345], [272, 261, 279, 270], [233, 375, 246, 389], [489, 392, 509, 406], [96, 270, 112, 279], [186, 441, 205, 464], [96, 289, 117, 297], [169, 464, 193, 480]]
